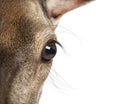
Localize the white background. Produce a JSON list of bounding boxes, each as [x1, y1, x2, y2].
[[40, 0, 120, 104]]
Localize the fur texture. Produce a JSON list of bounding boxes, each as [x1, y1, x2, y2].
[[0, 0, 92, 104]]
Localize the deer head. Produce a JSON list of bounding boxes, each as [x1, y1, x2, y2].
[[0, 0, 92, 104]]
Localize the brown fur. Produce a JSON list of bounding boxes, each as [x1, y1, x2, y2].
[[0, 0, 92, 104]]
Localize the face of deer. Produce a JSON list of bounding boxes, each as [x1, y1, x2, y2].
[[0, 0, 92, 104]]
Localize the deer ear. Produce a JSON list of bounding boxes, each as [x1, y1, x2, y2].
[[46, 0, 92, 24]]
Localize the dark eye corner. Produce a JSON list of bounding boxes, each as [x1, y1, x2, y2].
[[41, 39, 62, 63]]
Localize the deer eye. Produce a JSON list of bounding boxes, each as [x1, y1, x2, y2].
[[41, 40, 57, 62]]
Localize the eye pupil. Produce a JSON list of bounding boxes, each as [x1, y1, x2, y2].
[[42, 41, 57, 62], [45, 46, 56, 55]]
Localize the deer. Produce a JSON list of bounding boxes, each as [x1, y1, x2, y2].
[[0, 0, 92, 104]]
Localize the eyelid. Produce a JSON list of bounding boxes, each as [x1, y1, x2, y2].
[[54, 40, 67, 54], [46, 39, 63, 49], [53, 40, 63, 49]]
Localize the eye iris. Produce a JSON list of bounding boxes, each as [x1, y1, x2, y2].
[[42, 41, 57, 62], [45, 45, 56, 55]]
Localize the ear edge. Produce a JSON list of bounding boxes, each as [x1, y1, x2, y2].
[[47, 0, 94, 19]]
